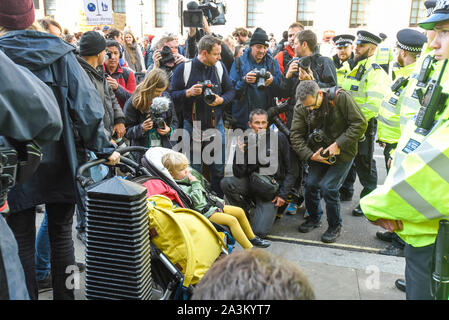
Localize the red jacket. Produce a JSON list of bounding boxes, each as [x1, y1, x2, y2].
[[275, 45, 295, 75], [104, 64, 137, 109]]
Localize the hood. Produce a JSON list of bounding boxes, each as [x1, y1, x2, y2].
[[0, 30, 75, 72]]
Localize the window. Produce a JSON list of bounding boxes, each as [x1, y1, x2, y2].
[[247, 0, 264, 28], [33, 0, 40, 10], [297, 0, 316, 27], [113, 0, 126, 14], [44, 0, 56, 18], [409, 0, 426, 27], [155, 0, 169, 28], [349, 0, 369, 28]]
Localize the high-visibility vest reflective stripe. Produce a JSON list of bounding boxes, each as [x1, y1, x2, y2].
[[378, 62, 416, 144], [361, 91, 449, 247], [342, 55, 390, 121]]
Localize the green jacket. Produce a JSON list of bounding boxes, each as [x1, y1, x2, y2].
[[290, 89, 367, 163], [175, 169, 224, 218]]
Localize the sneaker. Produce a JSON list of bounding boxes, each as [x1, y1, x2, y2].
[[37, 273, 52, 293], [321, 225, 342, 243], [285, 203, 298, 215], [298, 219, 321, 233], [249, 236, 271, 248], [76, 231, 86, 245]]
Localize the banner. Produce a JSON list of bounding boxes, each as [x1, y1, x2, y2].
[[83, 0, 113, 26]]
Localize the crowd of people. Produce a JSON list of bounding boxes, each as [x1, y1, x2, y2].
[[1, 0, 449, 301]]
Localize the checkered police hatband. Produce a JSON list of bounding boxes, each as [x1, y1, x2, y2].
[[426, 7, 435, 17], [397, 41, 422, 52], [435, 0, 449, 11], [336, 38, 354, 45], [357, 35, 379, 45]]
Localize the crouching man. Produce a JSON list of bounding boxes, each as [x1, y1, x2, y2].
[[221, 109, 296, 238], [290, 81, 367, 243]]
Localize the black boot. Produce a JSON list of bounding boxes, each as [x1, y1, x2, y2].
[[352, 205, 363, 216], [395, 279, 406, 292]]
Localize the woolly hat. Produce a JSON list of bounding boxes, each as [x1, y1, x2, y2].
[[79, 31, 107, 56], [0, 0, 35, 30], [250, 27, 269, 47]]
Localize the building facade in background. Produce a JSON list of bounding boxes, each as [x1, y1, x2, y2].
[[32, 0, 428, 47]]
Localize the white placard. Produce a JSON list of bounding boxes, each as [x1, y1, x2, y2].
[[83, 0, 113, 26]]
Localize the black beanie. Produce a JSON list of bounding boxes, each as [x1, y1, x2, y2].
[[250, 28, 269, 47], [79, 31, 107, 56]]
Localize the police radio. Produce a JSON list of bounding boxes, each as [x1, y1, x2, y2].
[[417, 55, 435, 87], [391, 76, 409, 94], [415, 59, 449, 136], [354, 64, 366, 81]]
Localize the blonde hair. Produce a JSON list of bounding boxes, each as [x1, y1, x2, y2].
[[162, 152, 189, 175], [0, 21, 42, 37], [124, 30, 138, 65], [132, 68, 169, 114]]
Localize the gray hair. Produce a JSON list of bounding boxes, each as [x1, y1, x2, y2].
[[296, 80, 320, 103], [249, 108, 268, 123], [198, 35, 222, 54]]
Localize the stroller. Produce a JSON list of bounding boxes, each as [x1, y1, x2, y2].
[[77, 146, 233, 300]]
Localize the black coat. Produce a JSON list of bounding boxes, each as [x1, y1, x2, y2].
[[0, 30, 115, 212], [124, 92, 178, 159]]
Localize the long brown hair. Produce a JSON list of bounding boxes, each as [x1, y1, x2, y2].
[[124, 30, 138, 65], [132, 68, 169, 114]]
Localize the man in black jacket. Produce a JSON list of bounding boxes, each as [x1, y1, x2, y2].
[[221, 109, 296, 238]]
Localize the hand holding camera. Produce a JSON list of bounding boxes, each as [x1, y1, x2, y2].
[[186, 83, 203, 97], [156, 123, 171, 136], [311, 147, 333, 165], [142, 118, 154, 132]]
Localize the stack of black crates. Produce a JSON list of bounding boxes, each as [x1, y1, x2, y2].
[[84, 177, 152, 300]]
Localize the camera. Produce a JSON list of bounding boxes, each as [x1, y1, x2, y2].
[[267, 102, 291, 138], [307, 129, 336, 164], [105, 51, 112, 61], [0, 137, 18, 212], [291, 56, 312, 78], [183, 1, 226, 28], [253, 68, 271, 90], [148, 96, 171, 130], [159, 46, 175, 67], [198, 80, 219, 105]]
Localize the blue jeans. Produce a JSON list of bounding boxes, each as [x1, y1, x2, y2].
[[183, 119, 225, 198], [305, 159, 354, 228], [35, 211, 50, 281]]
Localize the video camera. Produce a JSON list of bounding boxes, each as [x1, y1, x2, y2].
[[307, 128, 336, 164], [198, 80, 219, 104], [147, 96, 171, 130], [253, 68, 271, 90], [183, 0, 226, 28], [291, 56, 312, 78]]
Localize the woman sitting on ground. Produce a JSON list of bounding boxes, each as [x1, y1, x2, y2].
[[162, 151, 271, 250]]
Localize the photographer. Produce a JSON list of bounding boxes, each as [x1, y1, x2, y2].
[[290, 81, 366, 243], [230, 27, 282, 130], [0, 0, 119, 299], [103, 40, 137, 110], [1, 49, 63, 299], [221, 109, 295, 238], [124, 68, 178, 160], [170, 35, 235, 197], [148, 35, 186, 80], [274, 22, 304, 75], [77, 31, 126, 143]]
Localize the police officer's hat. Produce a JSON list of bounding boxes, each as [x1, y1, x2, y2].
[[332, 34, 355, 48], [396, 29, 427, 52], [425, 0, 438, 17], [419, 0, 449, 30], [356, 30, 382, 46]]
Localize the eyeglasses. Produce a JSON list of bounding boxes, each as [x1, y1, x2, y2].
[[302, 94, 319, 109]]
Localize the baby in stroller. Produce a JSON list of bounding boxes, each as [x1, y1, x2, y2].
[[161, 151, 270, 250]]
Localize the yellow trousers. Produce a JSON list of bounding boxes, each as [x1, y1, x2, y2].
[[209, 205, 255, 250]]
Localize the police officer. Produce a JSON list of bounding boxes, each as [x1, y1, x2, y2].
[[360, 0, 449, 299], [376, 33, 394, 74], [339, 31, 390, 212], [375, 29, 427, 258], [332, 34, 356, 85]]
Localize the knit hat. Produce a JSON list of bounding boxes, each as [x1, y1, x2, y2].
[[0, 0, 35, 30], [250, 27, 269, 47], [79, 31, 107, 56]]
